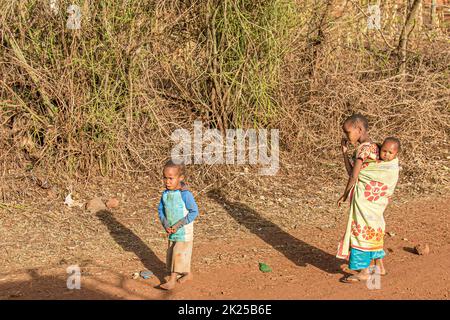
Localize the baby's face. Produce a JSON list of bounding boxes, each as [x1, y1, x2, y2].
[[380, 141, 398, 161]]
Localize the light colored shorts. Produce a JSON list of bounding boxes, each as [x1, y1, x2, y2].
[[167, 240, 193, 273]]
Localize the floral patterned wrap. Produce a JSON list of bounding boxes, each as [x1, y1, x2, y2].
[[337, 157, 399, 259]]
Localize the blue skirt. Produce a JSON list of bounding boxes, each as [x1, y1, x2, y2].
[[348, 248, 385, 270]]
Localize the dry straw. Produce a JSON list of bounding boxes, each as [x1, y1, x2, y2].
[[0, 0, 449, 190]]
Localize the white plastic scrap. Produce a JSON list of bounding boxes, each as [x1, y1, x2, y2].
[[64, 193, 84, 208]]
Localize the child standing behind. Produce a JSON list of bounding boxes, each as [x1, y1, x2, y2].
[[338, 114, 379, 207], [158, 160, 199, 290], [337, 114, 384, 282]]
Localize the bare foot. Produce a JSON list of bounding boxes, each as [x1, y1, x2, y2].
[[160, 280, 176, 290], [342, 270, 370, 283], [177, 273, 193, 284]]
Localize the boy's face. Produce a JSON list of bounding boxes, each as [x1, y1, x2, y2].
[[163, 167, 184, 190], [380, 141, 399, 161], [342, 121, 362, 145]]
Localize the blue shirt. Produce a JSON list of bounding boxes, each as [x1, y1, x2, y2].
[[157, 188, 199, 241]]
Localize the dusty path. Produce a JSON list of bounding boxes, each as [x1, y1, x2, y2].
[[0, 196, 449, 299]]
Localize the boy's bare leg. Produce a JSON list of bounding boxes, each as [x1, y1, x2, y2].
[[177, 272, 193, 284], [160, 272, 177, 290]]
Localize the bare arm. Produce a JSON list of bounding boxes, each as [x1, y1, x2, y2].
[[341, 138, 352, 176], [342, 151, 352, 177], [338, 158, 363, 206]]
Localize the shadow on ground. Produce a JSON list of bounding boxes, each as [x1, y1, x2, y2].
[[96, 210, 167, 283], [207, 189, 342, 274], [403, 247, 418, 255], [0, 268, 121, 300]]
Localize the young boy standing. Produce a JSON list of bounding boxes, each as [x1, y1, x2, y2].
[[158, 160, 199, 290]]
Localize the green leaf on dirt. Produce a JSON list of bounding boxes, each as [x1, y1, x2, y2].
[[259, 262, 272, 273]]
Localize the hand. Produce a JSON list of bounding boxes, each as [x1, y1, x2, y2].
[[166, 227, 175, 234], [337, 194, 347, 207], [341, 138, 349, 154]]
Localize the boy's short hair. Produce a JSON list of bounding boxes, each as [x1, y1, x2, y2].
[[164, 159, 186, 176], [383, 137, 401, 151], [344, 113, 369, 130]]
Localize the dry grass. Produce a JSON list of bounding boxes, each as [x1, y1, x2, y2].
[[0, 0, 449, 195]]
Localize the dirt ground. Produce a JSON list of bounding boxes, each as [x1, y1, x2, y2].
[[1, 186, 448, 300]]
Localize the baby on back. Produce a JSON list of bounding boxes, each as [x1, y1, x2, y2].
[[379, 137, 401, 162]]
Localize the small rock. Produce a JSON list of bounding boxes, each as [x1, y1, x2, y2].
[[402, 238, 408, 241], [86, 197, 106, 213], [9, 292, 23, 298], [106, 198, 120, 209], [131, 272, 139, 279], [414, 243, 430, 255], [387, 232, 396, 237]]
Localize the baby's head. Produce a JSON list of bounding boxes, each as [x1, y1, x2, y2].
[[342, 113, 369, 145], [163, 160, 186, 190], [380, 137, 401, 161]]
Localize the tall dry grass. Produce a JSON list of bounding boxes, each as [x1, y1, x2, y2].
[[0, 0, 449, 191]]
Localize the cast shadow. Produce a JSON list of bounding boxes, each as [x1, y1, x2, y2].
[[403, 247, 417, 255], [207, 189, 342, 274], [1, 269, 117, 300], [96, 210, 167, 284]]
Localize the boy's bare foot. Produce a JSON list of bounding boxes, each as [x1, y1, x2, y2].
[[160, 273, 178, 290], [160, 280, 176, 290], [177, 273, 193, 284]]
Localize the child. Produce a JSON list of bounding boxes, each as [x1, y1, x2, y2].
[[379, 137, 401, 162], [338, 114, 383, 282], [158, 160, 199, 290], [365, 137, 400, 275], [338, 114, 379, 207]]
